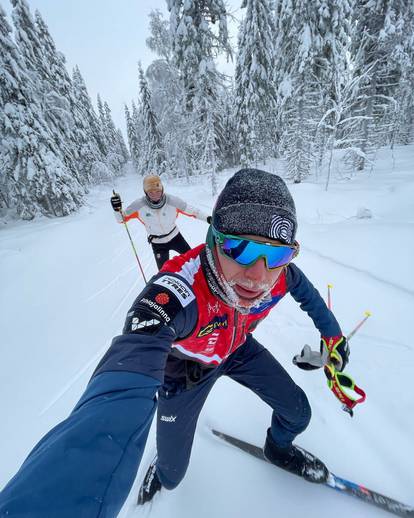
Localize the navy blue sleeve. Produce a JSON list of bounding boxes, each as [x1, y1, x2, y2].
[[286, 263, 341, 337], [0, 274, 198, 517], [0, 372, 159, 518], [94, 272, 198, 383]]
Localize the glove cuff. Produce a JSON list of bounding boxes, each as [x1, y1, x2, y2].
[[321, 334, 343, 353]]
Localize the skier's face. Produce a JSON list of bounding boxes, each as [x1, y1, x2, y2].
[[215, 234, 285, 308], [146, 189, 162, 202]]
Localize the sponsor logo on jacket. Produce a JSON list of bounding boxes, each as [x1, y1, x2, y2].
[[160, 415, 177, 423], [131, 317, 160, 331], [140, 297, 171, 322], [197, 315, 228, 337], [154, 275, 195, 307]]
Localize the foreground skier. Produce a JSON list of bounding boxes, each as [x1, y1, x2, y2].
[[0, 169, 349, 517]]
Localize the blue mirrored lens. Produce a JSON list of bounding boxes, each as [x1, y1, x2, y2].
[[221, 237, 295, 268]]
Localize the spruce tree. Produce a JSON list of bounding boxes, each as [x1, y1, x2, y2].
[[125, 104, 140, 170], [72, 66, 108, 182], [349, 0, 414, 170], [2, 2, 83, 218], [138, 63, 165, 175], [235, 0, 277, 166], [274, 0, 353, 182], [167, 0, 231, 177]]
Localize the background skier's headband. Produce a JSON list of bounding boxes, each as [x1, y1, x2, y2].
[[212, 227, 298, 270]]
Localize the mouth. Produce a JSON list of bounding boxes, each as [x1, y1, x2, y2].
[[233, 284, 265, 300]]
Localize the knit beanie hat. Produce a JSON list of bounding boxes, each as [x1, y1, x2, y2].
[[211, 169, 297, 245], [143, 174, 163, 193]]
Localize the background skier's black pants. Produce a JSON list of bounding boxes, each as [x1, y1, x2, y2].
[[156, 335, 311, 490], [151, 232, 191, 269]]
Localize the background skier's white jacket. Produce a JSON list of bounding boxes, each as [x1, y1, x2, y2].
[[115, 194, 209, 243]]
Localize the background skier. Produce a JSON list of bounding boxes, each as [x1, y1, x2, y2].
[[111, 174, 211, 269]]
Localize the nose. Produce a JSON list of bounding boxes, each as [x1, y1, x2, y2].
[[244, 257, 268, 282]]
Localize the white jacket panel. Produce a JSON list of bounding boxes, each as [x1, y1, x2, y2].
[[114, 195, 209, 244]]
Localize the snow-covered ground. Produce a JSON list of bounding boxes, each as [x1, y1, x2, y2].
[[1, 147, 413, 517]]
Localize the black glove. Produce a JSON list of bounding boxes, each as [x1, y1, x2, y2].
[[207, 215, 212, 224], [111, 191, 122, 212], [321, 335, 349, 372]]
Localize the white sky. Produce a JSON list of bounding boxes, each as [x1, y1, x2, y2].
[[2, 0, 242, 135]]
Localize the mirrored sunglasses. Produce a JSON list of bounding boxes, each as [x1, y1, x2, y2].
[[212, 227, 298, 270]]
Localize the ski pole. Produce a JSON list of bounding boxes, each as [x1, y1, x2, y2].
[[347, 311, 371, 341], [114, 190, 147, 283]]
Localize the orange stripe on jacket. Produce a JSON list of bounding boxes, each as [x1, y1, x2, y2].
[[176, 208, 196, 218], [121, 211, 144, 224]]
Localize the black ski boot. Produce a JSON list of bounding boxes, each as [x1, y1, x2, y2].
[[263, 429, 329, 483], [137, 456, 162, 505]]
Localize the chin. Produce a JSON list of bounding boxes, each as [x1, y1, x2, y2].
[[236, 292, 265, 308]]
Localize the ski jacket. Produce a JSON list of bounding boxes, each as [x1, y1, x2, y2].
[[115, 194, 209, 244], [94, 244, 341, 381]]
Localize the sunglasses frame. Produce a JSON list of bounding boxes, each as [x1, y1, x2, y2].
[[212, 227, 299, 270]]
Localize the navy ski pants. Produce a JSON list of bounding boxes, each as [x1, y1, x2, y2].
[[156, 334, 311, 489]]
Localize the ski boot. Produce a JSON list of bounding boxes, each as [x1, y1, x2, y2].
[[264, 429, 329, 483], [137, 456, 162, 505]]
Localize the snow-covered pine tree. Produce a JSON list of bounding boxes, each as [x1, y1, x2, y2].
[[384, 2, 414, 148], [96, 93, 127, 176], [145, 9, 184, 176], [71, 66, 109, 182], [103, 100, 128, 175], [116, 128, 130, 164], [349, 0, 413, 170], [131, 100, 144, 162], [168, 0, 231, 108], [97, 93, 110, 155], [146, 9, 173, 64], [274, 0, 317, 182], [200, 111, 219, 195], [220, 82, 238, 169], [12, 1, 86, 189], [310, 0, 354, 175], [33, 10, 81, 176], [167, 0, 231, 178], [125, 104, 140, 171], [138, 63, 165, 175], [35, 10, 110, 186], [1, 2, 83, 219], [234, 0, 277, 166], [274, 0, 354, 183]]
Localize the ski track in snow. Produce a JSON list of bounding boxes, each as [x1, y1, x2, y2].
[[39, 344, 110, 416], [84, 263, 140, 303], [303, 245, 414, 298], [95, 243, 130, 266], [109, 276, 144, 320], [0, 219, 69, 243]]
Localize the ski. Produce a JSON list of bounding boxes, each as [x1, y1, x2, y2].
[[212, 429, 414, 518]]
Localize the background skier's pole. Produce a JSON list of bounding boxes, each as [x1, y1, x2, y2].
[[114, 190, 147, 283], [122, 215, 147, 283]]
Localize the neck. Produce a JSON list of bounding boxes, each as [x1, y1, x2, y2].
[[145, 193, 166, 209]]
